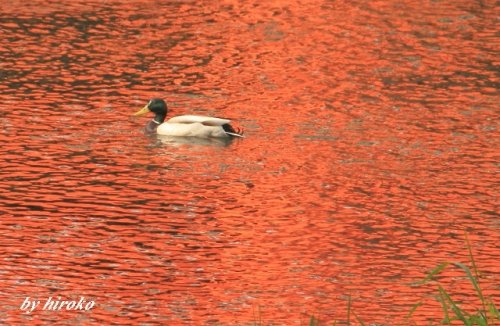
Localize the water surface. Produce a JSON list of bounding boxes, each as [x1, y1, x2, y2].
[[0, 0, 498, 324]]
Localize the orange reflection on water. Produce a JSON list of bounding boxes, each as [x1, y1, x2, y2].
[[0, 0, 498, 324]]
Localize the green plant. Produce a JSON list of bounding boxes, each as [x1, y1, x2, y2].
[[308, 295, 365, 326], [252, 236, 497, 325], [409, 235, 499, 325]]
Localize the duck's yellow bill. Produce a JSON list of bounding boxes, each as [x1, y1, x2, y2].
[[133, 105, 150, 116]]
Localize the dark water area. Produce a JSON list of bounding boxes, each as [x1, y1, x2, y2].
[[0, 0, 498, 324]]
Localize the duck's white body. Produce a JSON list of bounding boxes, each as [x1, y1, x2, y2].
[[157, 115, 239, 138]]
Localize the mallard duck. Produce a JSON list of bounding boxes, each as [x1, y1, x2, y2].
[[133, 99, 244, 138]]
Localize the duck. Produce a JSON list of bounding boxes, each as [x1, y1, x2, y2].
[[133, 99, 244, 138]]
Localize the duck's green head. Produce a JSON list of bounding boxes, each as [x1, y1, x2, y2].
[[133, 98, 168, 123]]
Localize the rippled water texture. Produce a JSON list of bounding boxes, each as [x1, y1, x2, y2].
[[0, 0, 498, 324]]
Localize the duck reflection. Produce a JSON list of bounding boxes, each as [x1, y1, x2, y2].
[[156, 134, 234, 147]]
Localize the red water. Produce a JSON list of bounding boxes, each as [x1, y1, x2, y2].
[[0, 0, 498, 324]]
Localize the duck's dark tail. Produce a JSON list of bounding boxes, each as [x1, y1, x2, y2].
[[222, 124, 245, 138]]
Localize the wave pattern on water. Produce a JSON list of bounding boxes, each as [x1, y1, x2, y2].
[[0, 0, 498, 324]]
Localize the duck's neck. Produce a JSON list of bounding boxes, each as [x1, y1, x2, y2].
[[145, 120, 160, 133], [153, 112, 166, 124], [145, 112, 166, 133]]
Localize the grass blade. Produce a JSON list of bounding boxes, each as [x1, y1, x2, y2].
[[412, 262, 450, 286], [451, 262, 486, 308], [488, 302, 499, 319], [465, 234, 489, 321], [438, 285, 471, 323], [352, 311, 366, 326], [252, 305, 262, 326], [465, 234, 480, 281], [406, 301, 422, 319], [436, 289, 451, 324]]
